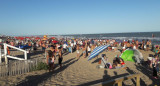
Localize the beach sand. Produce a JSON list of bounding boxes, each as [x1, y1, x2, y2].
[[0, 49, 159, 86]]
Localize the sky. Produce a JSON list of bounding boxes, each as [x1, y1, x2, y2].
[[0, 0, 160, 36]]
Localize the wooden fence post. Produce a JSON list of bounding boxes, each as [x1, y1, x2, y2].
[[117, 81, 122, 86], [4, 44, 8, 64], [136, 75, 140, 86]]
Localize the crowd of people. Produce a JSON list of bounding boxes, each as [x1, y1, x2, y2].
[[0, 36, 159, 78]]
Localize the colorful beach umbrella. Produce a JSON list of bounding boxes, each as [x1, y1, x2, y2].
[[88, 45, 110, 61]]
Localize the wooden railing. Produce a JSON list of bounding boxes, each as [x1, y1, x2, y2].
[[95, 74, 140, 86]]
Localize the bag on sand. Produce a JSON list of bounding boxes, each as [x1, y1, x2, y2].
[[105, 63, 112, 69]]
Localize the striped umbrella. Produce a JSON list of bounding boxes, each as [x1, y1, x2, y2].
[[88, 45, 110, 61]]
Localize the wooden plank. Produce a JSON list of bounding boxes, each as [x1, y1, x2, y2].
[[27, 61, 29, 72], [4, 65, 7, 76], [11, 61, 13, 76], [4, 43, 26, 52], [136, 75, 140, 86], [10, 62, 12, 76], [8, 61, 10, 76], [14, 61, 17, 75], [96, 74, 140, 86], [4, 44, 8, 64], [29, 60, 31, 72], [7, 55, 25, 60], [17, 61, 19, 75], [19, 61, 21, 74], [117, 81, 122, 86], [22, 61, 24, 74]]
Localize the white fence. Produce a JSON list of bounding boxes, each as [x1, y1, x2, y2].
[[0, 43, 27, 64]]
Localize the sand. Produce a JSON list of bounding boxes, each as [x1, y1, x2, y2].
[[0, 49, 159, 86]]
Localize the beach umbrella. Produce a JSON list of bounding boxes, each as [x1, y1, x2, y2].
[[88, 45, 110, 61], [50, 37, 55, 39], [15, 37, 24, 40], [52, 40, 58, 43], [35, 37, 40, 40]]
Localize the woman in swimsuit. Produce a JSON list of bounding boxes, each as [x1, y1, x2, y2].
[[47, 45, 55, 72]]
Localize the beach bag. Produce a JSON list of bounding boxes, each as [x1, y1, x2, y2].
[[105, 64, 110, 68]]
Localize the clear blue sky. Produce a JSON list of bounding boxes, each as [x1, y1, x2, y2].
[[0, 0, 160, 36]]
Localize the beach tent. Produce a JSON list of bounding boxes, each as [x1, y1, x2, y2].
[[88, 45, 110, 61], [120, 49, 144, 63]]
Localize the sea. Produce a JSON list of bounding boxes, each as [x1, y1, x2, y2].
[[62, 32, 160, 45]]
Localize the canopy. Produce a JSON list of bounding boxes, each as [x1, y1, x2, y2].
[[120, 49, 144, 63], [88, 45, 110, 61]]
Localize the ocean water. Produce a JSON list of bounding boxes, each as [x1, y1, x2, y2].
[[63, 32, 160, 44]]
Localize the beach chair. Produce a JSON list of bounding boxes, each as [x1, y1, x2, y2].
[[99, 54, 112, 69]]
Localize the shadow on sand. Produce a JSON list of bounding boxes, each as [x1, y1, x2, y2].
[[92, 58, 101, 64], [134, 64, 160, 86], [78, 70, 129, 86], [16, 58, 78, 86]]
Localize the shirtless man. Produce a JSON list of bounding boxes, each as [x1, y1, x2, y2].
[[42, 42, 46, 52]]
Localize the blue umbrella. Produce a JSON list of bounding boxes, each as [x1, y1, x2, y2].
[[88, 45, 110, 61]]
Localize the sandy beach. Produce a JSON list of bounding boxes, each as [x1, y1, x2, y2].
[[0, 49, 159, 86]]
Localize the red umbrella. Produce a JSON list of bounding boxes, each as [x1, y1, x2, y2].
[[15, 37, 24, 40], [51, 37, 55, 39], [52, 40, 58, 43], [36, 37, 40, 40], [14, 37, 18, 39], [19, 37, 24, 40], [25, 37, 30, 39]]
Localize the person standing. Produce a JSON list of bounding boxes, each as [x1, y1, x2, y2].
[[42, 42, 46, 52], [82, 44, 86, 58], [47, 45, 55, 72], [58, 47, 63, 68], [76, 44, 80, 59], [152, 55, 159, 79], [87, 44, 91, 56]]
